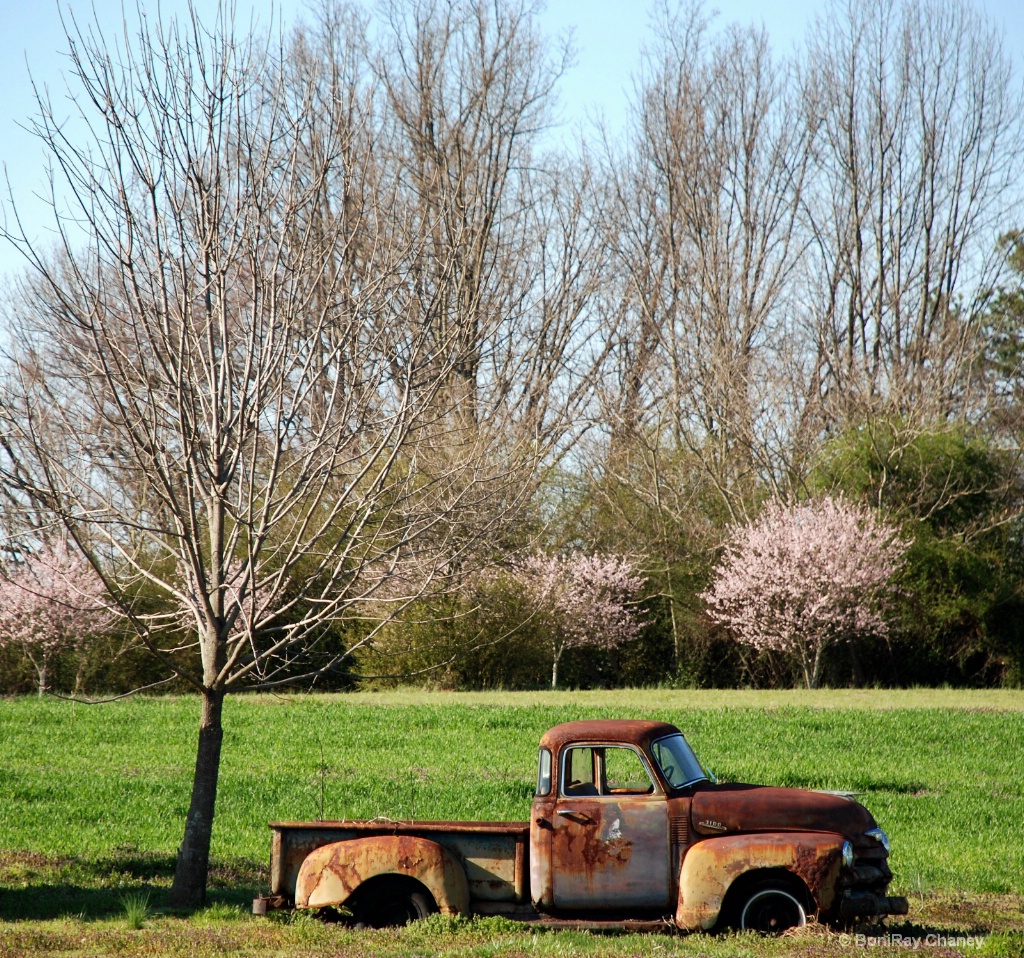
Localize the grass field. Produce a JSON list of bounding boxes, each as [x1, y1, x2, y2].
[[1, 689, 1023, 956]]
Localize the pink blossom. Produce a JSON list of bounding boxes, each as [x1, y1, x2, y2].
[[700, 496, 907, 688], [519, 552, 645, 688], [0, 540, 114, 695]]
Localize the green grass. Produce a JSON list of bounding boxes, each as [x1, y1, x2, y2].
[[1, 689, 1022, 954]]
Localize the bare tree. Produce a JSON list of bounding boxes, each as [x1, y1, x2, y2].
[[582, 0, 1024, 669], [599, 4, 812, 522], [0, 2, 554, 907], [799, 0, 1024, 427], [976, 232, 1024, 449], [372, 0, 603, 478]]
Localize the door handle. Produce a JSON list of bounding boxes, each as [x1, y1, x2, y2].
[[556, 808, 592, 822]]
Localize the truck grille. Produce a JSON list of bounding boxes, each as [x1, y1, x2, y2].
[[836, 843, 906, 919], [846, 845, 893, 889]]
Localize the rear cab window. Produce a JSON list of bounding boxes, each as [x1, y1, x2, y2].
[[536, 747, 552, 796]]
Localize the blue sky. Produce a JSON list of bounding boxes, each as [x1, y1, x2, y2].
[[2, 0, 1023, 281]]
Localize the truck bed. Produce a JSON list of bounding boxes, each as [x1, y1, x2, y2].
[[268, 819, 531, 907]]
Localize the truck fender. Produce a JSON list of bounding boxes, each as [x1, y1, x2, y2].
[[676, 831, 845, 930], [295, 834, 470, 915]]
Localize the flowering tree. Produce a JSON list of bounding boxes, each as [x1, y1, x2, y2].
[[519, 553, 645, 688], [701, 497, 907, 689], [0, 541, 114, 696]]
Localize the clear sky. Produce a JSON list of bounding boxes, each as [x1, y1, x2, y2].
[[2, 0, 1023, 282]]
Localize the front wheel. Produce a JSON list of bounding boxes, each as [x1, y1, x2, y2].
[[352, 878, 437, 928], [738, 882, 807, 934]]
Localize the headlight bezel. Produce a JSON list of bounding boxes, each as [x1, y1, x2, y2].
[[841, 839, 855, 869]]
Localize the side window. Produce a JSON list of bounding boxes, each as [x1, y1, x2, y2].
[[563, 747, 598, 796], [561, 746, 655, 796], [603, 747, 654, 794], [536, 748, 552, 796]]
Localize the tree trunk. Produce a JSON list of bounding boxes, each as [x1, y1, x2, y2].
[[809, 645, 824, 690], [665, 566, 680, 672], [169, 687, 225, 909], [800, 648, 816, 690], [551, 650, 561, 690]]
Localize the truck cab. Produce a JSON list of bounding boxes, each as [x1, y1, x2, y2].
[[529, 720, 907, 932]]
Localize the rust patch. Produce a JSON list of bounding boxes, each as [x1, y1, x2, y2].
[[545, 796, 672, 910], [324, 860, 362, 890], [552, 820, 634, 870], [790, 843, 839, 900], [294, 834, 471, 916]]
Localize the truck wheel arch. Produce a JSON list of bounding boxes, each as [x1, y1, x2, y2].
[[720, 868, 811, 932], [346, 874, 438, 927], [295, 834, 471, 918], [676, 833, 844, 931]]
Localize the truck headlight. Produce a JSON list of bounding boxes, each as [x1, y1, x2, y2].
[[842, 840, 855, 869], [865, 828, 890, 854]]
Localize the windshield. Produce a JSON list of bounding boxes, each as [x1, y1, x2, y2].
[[651, 733, 708, 790]]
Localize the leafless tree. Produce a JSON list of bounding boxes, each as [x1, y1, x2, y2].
[[0, 0, 580, 906], [799, 0, 1024, 429], [370, 0, 603, 482], [599, 4, 812, 522]]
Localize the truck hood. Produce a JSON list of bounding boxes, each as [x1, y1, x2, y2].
[[690, 783, 876, 839]]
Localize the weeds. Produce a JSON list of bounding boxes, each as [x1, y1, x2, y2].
[[118, 891, 150, 929]]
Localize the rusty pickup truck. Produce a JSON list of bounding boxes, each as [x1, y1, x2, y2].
[[255, 719, 908, 933]]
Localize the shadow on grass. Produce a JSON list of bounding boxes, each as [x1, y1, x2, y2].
[[855, 917, 995, 940], [770, 777, 935, 794], [0, 883, 128, 921], [0, 849, 265, 920]]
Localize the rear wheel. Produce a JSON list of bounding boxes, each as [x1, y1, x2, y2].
[[352, 878, 437, 929], [738, 882, 807, 934]]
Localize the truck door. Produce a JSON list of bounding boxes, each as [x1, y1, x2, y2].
[[549, 745, 671, 910]]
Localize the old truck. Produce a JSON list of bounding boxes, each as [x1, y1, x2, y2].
[[255, 719, 908, 933]]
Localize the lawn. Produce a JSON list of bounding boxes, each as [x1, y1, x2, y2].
[[1, 689, 1022, 956]]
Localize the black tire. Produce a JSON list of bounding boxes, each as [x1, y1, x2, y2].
[[352, 878, 437, 929], [737, 881, 807, 934]]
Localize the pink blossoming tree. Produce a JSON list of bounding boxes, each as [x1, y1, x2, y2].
[[519, 552, 645, 688], [0, 541, 114, 696], [701, 497, 907, 689]]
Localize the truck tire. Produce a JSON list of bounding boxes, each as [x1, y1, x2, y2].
[[352, 877, 437, 928], [737, 881, 807, 934]]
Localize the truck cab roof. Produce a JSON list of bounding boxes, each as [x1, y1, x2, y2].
[[539, 719, 681, 752]]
